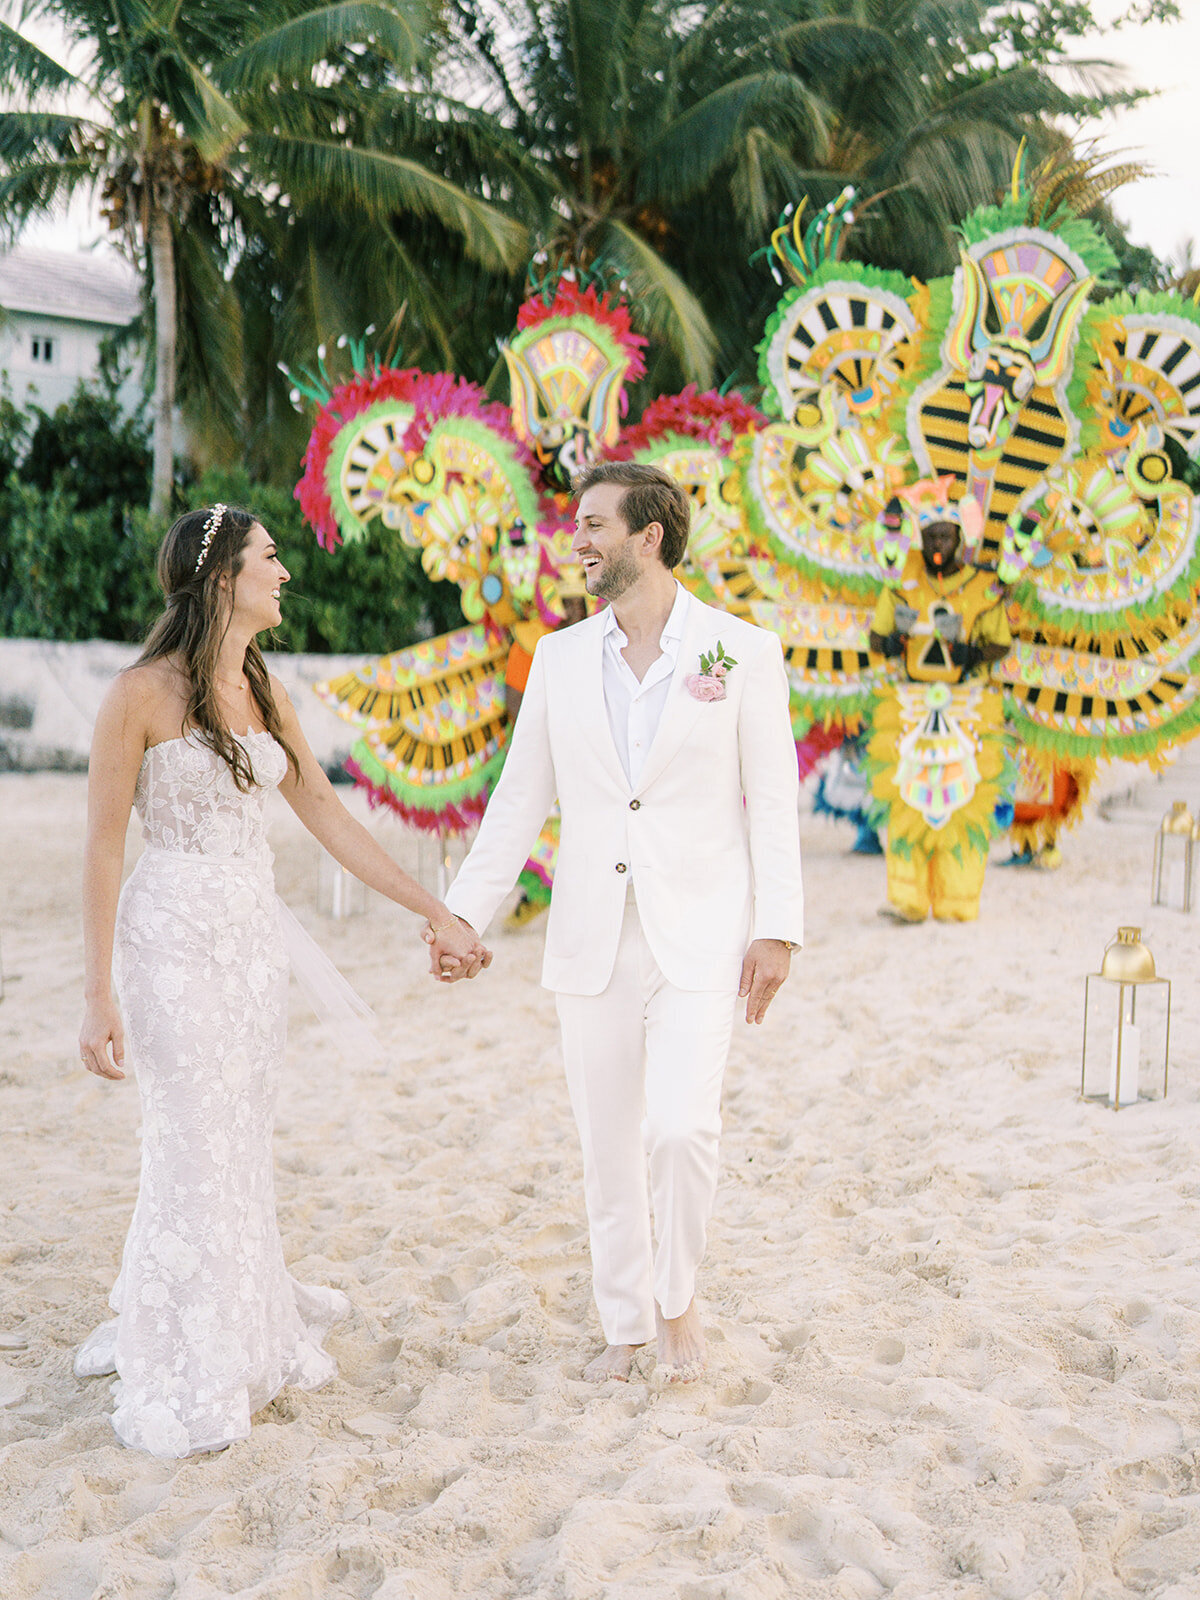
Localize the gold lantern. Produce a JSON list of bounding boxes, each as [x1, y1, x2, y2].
[[1080, 927, 1171, 1109], [1151, 801, 1196, 911]]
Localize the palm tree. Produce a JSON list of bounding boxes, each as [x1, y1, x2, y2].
[[0, 0, 529, 514], [768, 0, 1135, 279], [434, 0, 829, 391], [436, 0, 1146, 395]]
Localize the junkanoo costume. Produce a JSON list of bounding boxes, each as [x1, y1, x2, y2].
[[443, 583, 804, 1345]]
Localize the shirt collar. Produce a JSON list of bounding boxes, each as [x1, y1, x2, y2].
[[603, 581, 689, 646]]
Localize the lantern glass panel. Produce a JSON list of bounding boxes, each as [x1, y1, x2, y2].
[[1081, 975, 1171, 1108], [1151, 818, 1196, 912]]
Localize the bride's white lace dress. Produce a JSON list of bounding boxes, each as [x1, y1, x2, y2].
[[75, 731, 350, 1458]]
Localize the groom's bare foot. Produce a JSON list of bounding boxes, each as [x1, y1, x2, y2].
[[656, 1299, 706, 1382], [582, 1343, 642, 1383]]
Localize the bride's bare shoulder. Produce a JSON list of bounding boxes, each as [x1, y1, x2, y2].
[[102, 657, 188, 741]]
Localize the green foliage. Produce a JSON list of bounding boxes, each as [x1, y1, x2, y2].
[[0, 385, 464, 649], [0, 379, 156, 640], [19, 381, 151, 510], [0, 0, 529, 493], [0, 389, 29, 481], [0, 479, 160, 642]]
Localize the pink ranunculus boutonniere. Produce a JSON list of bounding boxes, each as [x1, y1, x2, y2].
[[686, 641, 738, 702]]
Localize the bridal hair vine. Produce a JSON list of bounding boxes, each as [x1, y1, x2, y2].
[[686, 641, 738, 702], [193, 504, 227, 575]]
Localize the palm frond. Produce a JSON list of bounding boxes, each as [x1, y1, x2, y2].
[[773, 16, 901, 80], [244, 132, 529, 272], [0, 21, 78, 97], [173, 213, 246, 455], [561, 0, 611, 145], [637, 72, 826, 208], [219, 1, 427, 95], [603, 216, 717, 386], [0, 154, 95, 237], [363, 91, 554, 221], [0, 109, 95, 163], [728, 125, 805, 237], [923, 65, 1080, 131], [154, 56, 249, 162]]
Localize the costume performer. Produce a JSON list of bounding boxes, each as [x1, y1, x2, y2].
[[867, 483, 1012, 921], [431, 463, 804, 1382], [727, 155, 1200, 900]]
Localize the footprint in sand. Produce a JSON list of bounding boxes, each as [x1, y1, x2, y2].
[[873, 1337, 905, 1366]]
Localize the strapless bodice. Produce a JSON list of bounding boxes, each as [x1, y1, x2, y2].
[[134, 731, 286, 860]]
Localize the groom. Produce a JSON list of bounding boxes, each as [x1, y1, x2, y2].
[[430, 462, 804, 1381]]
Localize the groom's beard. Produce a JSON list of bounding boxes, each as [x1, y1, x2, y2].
[[590, 543, 640, 601]]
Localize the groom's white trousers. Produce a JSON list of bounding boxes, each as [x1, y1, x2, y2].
[[555, 893, 738, 1346]]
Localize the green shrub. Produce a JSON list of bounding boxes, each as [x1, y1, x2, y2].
[[0, 388, 467, 650], [20, 382, 151, 511], [0, 479, 159, 641]]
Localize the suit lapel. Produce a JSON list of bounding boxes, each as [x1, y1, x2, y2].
[[632, 592, 708, 795]]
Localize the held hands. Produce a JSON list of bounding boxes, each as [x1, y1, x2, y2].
[[738, 939, 793, 1025], [422, 914, 492, 983], [79, 997, 126, 1080]]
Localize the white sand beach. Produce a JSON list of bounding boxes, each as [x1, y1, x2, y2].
[[2, 759, 1200, 1599]]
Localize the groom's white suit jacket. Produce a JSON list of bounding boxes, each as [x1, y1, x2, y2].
[[444, 587, 805, 995]]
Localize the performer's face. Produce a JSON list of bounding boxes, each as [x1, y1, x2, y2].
[[921, 521, 961, 573], [572, 484, 644, 601]]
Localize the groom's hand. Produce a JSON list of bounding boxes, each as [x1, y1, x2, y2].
[[739, 939, 792, 1025], [423, 916, 492, 982]]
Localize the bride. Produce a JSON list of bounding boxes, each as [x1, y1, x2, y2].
[[77, 503, 489, 1457]]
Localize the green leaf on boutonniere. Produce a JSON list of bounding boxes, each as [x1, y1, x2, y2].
[[699, 640, 738, 676]]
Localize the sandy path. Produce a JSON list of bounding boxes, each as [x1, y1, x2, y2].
[[2, 768, 1200, 1599]]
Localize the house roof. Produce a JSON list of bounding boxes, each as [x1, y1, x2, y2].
[[0, 246, 140, 327]]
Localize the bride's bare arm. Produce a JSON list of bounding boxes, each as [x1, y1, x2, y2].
[[80, 674, 153, 1079], [272, 678, 491, 977]]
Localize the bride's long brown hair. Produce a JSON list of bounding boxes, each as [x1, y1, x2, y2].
[[134, 505, 301, 791]]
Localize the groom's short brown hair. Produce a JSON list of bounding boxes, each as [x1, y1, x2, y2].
[[573, 462, 690, 570]]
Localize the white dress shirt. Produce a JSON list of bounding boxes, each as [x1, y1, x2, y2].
[[602, 582, 690, 788]]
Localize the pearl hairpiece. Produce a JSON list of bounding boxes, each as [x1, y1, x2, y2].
[[193, 503, 227, 575]]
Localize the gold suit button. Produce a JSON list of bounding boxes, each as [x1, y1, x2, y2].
[[615, 862, 628, 873], [629, 799, 641, 810]]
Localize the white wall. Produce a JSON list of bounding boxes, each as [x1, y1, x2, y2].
[[0, 639, 365, 774]]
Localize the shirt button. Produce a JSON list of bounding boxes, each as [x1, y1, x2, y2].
[[629, 799, 641, 811], [615, 862, 627, 873]]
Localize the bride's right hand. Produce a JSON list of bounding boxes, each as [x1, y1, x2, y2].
[[80, 998, 126, 1080]]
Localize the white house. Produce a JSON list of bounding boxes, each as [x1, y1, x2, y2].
[[0, 245, 142, 416]]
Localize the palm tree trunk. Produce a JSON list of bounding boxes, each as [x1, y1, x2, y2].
[[148, 203, 176, 521]]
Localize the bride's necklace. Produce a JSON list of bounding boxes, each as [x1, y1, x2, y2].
[[216, 677, 250, 695]]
